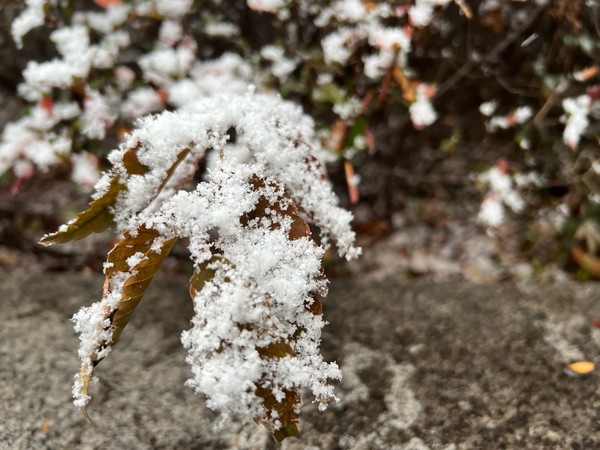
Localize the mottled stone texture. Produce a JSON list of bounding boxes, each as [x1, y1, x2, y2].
[[1, 271, 599, 449]]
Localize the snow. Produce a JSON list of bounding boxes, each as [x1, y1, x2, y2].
[[139, 42, 197, 85], [247, 0, 288, 13], [487, 106, 534, 131], [176, 179, 340, 421], [260, 46, 298, 81], [363, 52, 394, 79], [159, 20, 183, 46], [478, 164, 528, 228], [23, 59, 91, 94], [121, 88, 164, 119], [322, 28, 359, 65], [204, 21, 239, 37], [23, 134, 70, 170], [169, 53, 254, 104], [316, 0, 367, 25], [478, 194, 505, 228], [74, 5, 131, 34], [409, 0, 452, 27], [94, 31, 131, 69], [70, 93, 359, 425], [81, 90, 117, 140], [50, 25, 90, 60], [70, 152, 101, 189], [11, 0, 47, 48], [0, 102, 81, 176], [115, 66, 136, 89], [479, 100, 498, 117], [409, 3, 435, 27], [514, 106, 533, 123], [333, 97, 363, 120], [126, 252, 148, 269], [13, 160, 34, 179], [562, 95, 592, 150], [409, 85, 438, 129], [154, 0, 192, 17]]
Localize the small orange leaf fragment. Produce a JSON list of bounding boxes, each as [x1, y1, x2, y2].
[[572, 245, 600, 278], [362, 0, 377, 12], [565, 361, 595, 376], [575, 66, 598, 82], [40, 418, 50, 433], [344, 160, 359, 205], [327, 120, 347, 152], [454, 0, 473, 19], [391, 67, 418, 101], [157, 90, 169, 103], [94, 0, 122, 7], [365, 128, 376, 154]]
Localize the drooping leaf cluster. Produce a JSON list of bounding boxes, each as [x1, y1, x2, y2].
[[41, 92, 359, 441]]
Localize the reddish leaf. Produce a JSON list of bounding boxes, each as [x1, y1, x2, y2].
[[40, 95, 53, 117], [94, 0, 122, 7], [344, 160, 360, 205]]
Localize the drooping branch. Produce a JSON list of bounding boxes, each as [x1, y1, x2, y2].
[[40, 92, 359, 442]]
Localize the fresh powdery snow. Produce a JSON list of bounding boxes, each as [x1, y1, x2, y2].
[[70, 92, 359, 431]]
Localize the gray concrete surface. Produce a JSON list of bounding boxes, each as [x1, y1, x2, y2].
[[1, 271, 599, 449]]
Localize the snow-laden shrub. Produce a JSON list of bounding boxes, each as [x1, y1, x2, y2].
[[6, 2, 600, 437], [1, 0, 247, 189], [246, 0, 600, 237], [41, 92, 360, 441], [6, 0, 600, 232], [0, 0, 455, 193]]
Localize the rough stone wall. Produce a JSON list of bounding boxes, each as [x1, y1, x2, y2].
[[1, 271, 599, 449]]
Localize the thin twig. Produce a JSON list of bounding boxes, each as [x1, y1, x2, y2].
[[434, 4, 546, 100], [493, 74, 540, 97], [533, 79, 569, 127]]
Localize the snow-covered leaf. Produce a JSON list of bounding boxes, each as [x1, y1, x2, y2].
[[72, 227, 177, 410], [38, 145, 187, 246], [38, 173, 124, 246], [104, 228, 177, 344]]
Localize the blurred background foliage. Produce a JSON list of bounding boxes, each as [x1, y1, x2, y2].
[[1, 0, 600, 280]]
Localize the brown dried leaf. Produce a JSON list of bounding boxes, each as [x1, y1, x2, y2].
[[189, 254, 221, 299], [39, 146, 188, 247], [572, 245, 600, 278], [104, 227, 177, 345], [121, 143, 151, 175], [38, 175, 123, 246], [75, 227, 176, 420], [156, 147, 191, 193], [255, 385, 300, 442], [243, 177, 325, 441]]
